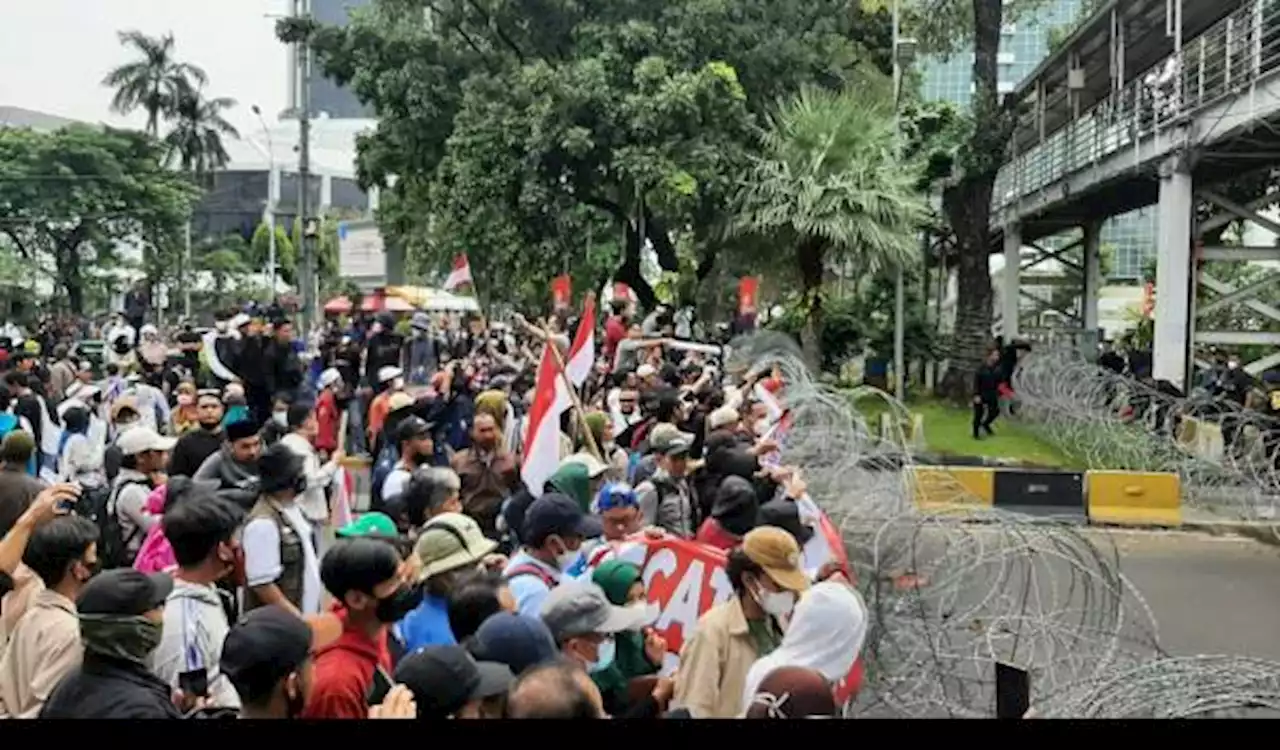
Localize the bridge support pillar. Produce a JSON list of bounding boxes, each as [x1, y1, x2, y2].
[[1002, 223, 1021, 340], [1081, 220, 1102, 358], [1154, 157, 1194, 391]]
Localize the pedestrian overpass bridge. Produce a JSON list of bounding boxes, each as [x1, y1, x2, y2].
[[989, 0, 1280, 389]]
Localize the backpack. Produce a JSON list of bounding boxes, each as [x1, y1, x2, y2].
[[368, 439, 400, 512], [504, 563, 559, 590], [76, 479, 149, 569]]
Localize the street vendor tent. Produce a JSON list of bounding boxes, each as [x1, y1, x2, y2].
[[384, 285, 480, 313], [323, 294, 416, 314]]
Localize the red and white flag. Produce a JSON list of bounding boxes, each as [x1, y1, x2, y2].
[[443, 254, 473, 291], [521, 343, 570, 497], [565, 294, 596, 387]]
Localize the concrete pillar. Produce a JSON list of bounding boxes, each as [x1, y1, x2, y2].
[[1002, 223, 1021, 340], [1081, 220, 1102, 357], [1153, 156, 1194, 390]]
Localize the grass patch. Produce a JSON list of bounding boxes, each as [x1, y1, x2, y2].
[[850, 394, 1079, 469]]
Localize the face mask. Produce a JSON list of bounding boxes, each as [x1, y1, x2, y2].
[[588, 637, 616, 673], [273, 410, 288, 427], [79, 614, 163, 666], [177, 393, 194, 407], [553, 539, 581, 572], [392, 377, 406, 391], [374, 584, 424, 623], [755, 587, 796, 620]]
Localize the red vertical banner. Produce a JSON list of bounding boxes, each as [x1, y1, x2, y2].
[[738, 276, 759, 314], [551, 275, 572, 309]]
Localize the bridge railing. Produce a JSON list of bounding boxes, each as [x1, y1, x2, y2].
[[994, 0, 1280, 213]]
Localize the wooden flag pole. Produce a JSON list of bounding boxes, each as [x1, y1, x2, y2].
[[542, 329, 605, 464]]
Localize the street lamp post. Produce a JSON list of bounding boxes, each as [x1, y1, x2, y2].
[[891, 0, 917, 402], [251, 105, 278, 300]]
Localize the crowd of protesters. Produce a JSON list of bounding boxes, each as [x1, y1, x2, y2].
[[0, 292, 867, 720]]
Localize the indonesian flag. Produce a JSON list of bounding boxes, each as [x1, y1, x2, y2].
[[444, 254, 473, 291], [754, 380, 785, 425], [521, 343, 571, 497], [566, 294, 596, 387]]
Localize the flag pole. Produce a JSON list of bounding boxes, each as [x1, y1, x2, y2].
[[542, 329, 605, 463]]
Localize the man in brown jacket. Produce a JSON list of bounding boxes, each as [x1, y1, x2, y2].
[[0, 515, 100, 718], [671, 526, 810, 718], [451, 413, 519, 537]]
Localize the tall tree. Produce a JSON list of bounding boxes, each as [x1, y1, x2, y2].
[[0, 126, 199, 313], [279, 0, 892, 309], [732, 80, 928, 367], [162, 87, 240, 185], [103, 30, 208, 137]]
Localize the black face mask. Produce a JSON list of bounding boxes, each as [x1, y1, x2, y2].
[[292, 474, 308, 495], [374, 583, 423, 623]]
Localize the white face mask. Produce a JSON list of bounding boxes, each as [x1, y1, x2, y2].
[[754, 584, 796, 620], [554, 540, 582, 571], [392, 377, 406, 391], [273, 410, 288, 427]]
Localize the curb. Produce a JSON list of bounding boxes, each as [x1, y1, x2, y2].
[[1178, 519, 1280, 546]]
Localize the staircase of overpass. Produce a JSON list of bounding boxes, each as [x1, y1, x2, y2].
[[989, 0, 1280, 389]]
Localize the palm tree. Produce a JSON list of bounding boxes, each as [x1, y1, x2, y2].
[[732, 77, 928, 367], [163, 87, 240, 184], [102, 31, 208, 137]]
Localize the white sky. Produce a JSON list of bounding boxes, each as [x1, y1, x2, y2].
[[0, 0, 292, 135]]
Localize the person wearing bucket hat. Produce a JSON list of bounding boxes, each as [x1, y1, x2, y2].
[[394, 512, 499, 652], [671, 526, 810, 718]]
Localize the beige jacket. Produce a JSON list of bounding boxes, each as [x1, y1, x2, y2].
[[0, 565, 41, 650], [0, 588, 83, 718], [672, 597, 766, 718]]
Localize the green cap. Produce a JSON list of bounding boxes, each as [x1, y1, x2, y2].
[[337, 512, 399, 539]]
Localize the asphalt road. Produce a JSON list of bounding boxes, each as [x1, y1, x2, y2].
[[1093, 528, 1280, 661]]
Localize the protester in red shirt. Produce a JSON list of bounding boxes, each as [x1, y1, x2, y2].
[[695, 476, 760, 552], [603, 299, 630, 361], [314, 368, 342, 457], [303, 537, 422, 719]]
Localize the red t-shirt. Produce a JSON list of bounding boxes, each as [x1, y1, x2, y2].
[[604, 316, 627, 360], [301, 608, 392, 720], [315, 389, 339, 453]]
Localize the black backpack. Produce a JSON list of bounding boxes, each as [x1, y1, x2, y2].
[[74, 479, 149, 569]]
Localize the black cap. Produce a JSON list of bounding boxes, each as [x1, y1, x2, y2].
[[220, 606, 313, 698], [77, 569, 173, 616], [397, 415, 432, 443], [757, 499, 815, 546], [394, 645, 513, 718], [521, 493, 602, 546], [225, 419, 259, 442]]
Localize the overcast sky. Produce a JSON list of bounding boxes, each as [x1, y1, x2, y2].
[[1, 0, 292, 135]]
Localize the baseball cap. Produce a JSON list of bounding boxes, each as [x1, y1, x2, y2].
[[116, 426, 177, 456], [231, 313, 251, 329], [742, 526, 811, 593], [397, 415, 433, 443], [77, 569, 173, 616], [538, 581, 653, 641], [649, 424, 694, 457], [410, 312, 432, 331], [707, 405, 740, 431], [319, 368, 342, 389], [414, 512, 498, 581], [110, 396, 141, 421], [393, 645, 514, 718], [467, 612, 559, 676], [378, 366, 404, 384], [220, 605, 314, 701], [337, 512, 399, 539], [757, 499, 815, 546], [521, 493, 603, 546], [560, 451, 609, 479]]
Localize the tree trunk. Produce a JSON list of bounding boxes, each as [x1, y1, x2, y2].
[[55, 246, 85, 315], [937, 0, 1009, 401], [797, 237, 825, 370], [614, 217, 656, 310]]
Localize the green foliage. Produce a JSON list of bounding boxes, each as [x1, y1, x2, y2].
[[0, 126, 200, 314], [195, 234, 251, 308], [161, 87, 239, 183], [102, 30, 209, 137], [251, 222, 297, 285], [290, 0, 895, 310]]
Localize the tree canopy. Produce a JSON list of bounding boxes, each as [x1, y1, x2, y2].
[[0, 125, 200, 313], [283, 0, 895, 310]]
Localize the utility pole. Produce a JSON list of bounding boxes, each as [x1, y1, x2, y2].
[[892, 0, 906, 402], [183, 219, 192, 320], [295, 0, 315, 340]]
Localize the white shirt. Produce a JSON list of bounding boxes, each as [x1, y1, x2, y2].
[[149, 579, 240, 710], [242, 504, 322, 616], [280, 432, 339, 524], [382, 463, 413, 504]]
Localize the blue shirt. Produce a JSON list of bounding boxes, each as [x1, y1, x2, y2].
[[394, 593, 456, 652], [503, 551, 564, 619]]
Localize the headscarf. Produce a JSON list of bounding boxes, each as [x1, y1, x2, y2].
[[582, 411, 608, 450], [711, 475, 759, 537], [743, 666, 838, 718], [474, 390, 508, 430], [590, 561, 658, 696], [739, 581, 866, 714], [547, 461, 591, 512]]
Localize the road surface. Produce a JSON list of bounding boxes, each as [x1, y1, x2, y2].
[[1093, 528, 1280, 660]]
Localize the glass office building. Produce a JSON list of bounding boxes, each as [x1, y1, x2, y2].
[[920, 0, 1156, 282], [291, 0, 374, 119]]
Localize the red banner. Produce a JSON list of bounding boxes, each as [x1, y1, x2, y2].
[[612, 281, 633, 302], [551, 275, 572, 308], [738, 277, 759, 314]]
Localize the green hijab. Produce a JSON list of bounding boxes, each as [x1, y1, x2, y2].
[[548, 462, 592, 512], [590, 560, 659, 698]]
